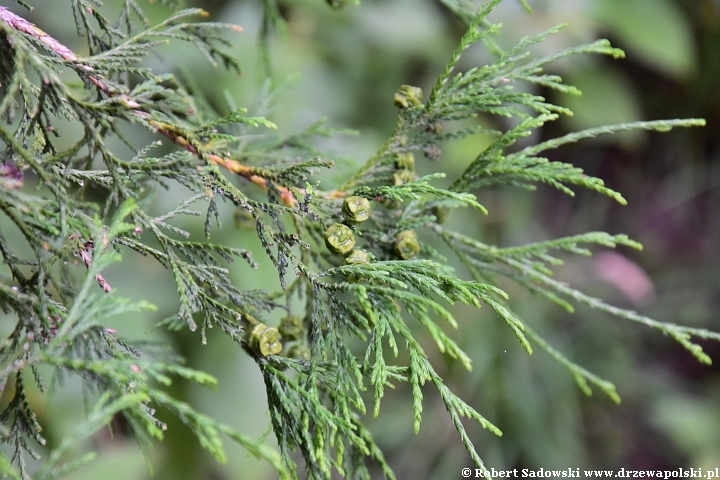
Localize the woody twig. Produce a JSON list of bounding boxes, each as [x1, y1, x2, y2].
[[0, 6, 301, 206]]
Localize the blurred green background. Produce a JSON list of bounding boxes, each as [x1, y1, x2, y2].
[[2, 0, 720, 478]]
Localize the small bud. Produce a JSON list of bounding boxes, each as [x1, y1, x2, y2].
[[249, 323, 283, 357], [394, 230, 420, 259], [342, 196, 371, 225], [432, 206, 450, 224], [0, 160, 23, 190], [287, 344, 312, 361], [394, 152, 415, 170], [344, 249, 372, 265], [393, 169, 416, 186], [394, 85, 423, 109], [324, 223, 356, 255], [428, 121, 445, 134], [279, 316, 304, 341], [30, 25, 48, 37], [423, 144, 441, 161]]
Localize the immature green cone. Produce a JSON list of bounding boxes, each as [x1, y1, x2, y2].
[[324, 223, 355, 254], [393, 168, 416, 186], [344, 249, 372, 282], [249, 323, 283, 357], [345, 249, 372, 265], [394, 152, 415, 170], [279, 316, 304, 341], [342, 196, 371, 224], [395, 229, 420, 259], [432, 206, 450, 224], [287, 344, 312, 362], [394, 85, 423, 108]]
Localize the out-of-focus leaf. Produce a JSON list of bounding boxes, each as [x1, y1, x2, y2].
[[651, 393, 720, 457], [593, 0, 695, 78], [561, 65, 642, 146]]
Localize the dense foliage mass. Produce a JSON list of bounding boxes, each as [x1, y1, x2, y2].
[[0, 0, 717, 478]]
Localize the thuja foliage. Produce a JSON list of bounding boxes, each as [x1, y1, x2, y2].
[[0, 0, 718, 478]]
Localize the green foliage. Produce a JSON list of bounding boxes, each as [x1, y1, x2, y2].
[[0, 1, 716, 479]]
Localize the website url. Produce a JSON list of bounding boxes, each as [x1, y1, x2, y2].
[[461, 468, 720, 479]]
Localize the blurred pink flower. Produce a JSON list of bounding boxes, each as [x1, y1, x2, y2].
[[594, 251, 654, 305]]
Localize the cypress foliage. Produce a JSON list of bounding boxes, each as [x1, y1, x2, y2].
[[0, 0, 717, 478]]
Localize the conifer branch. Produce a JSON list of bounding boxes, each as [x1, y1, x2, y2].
[[0, 5, 301, 206], [1, 1, 718, 478]]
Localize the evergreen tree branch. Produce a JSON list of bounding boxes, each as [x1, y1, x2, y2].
[[1, 1, 717, 478], [0, 5, 300, 206]]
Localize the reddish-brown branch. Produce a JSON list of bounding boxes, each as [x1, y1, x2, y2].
[[0, 7, 303, 206], [149, 119, 299, 206], [1, 6, 108, 92]]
